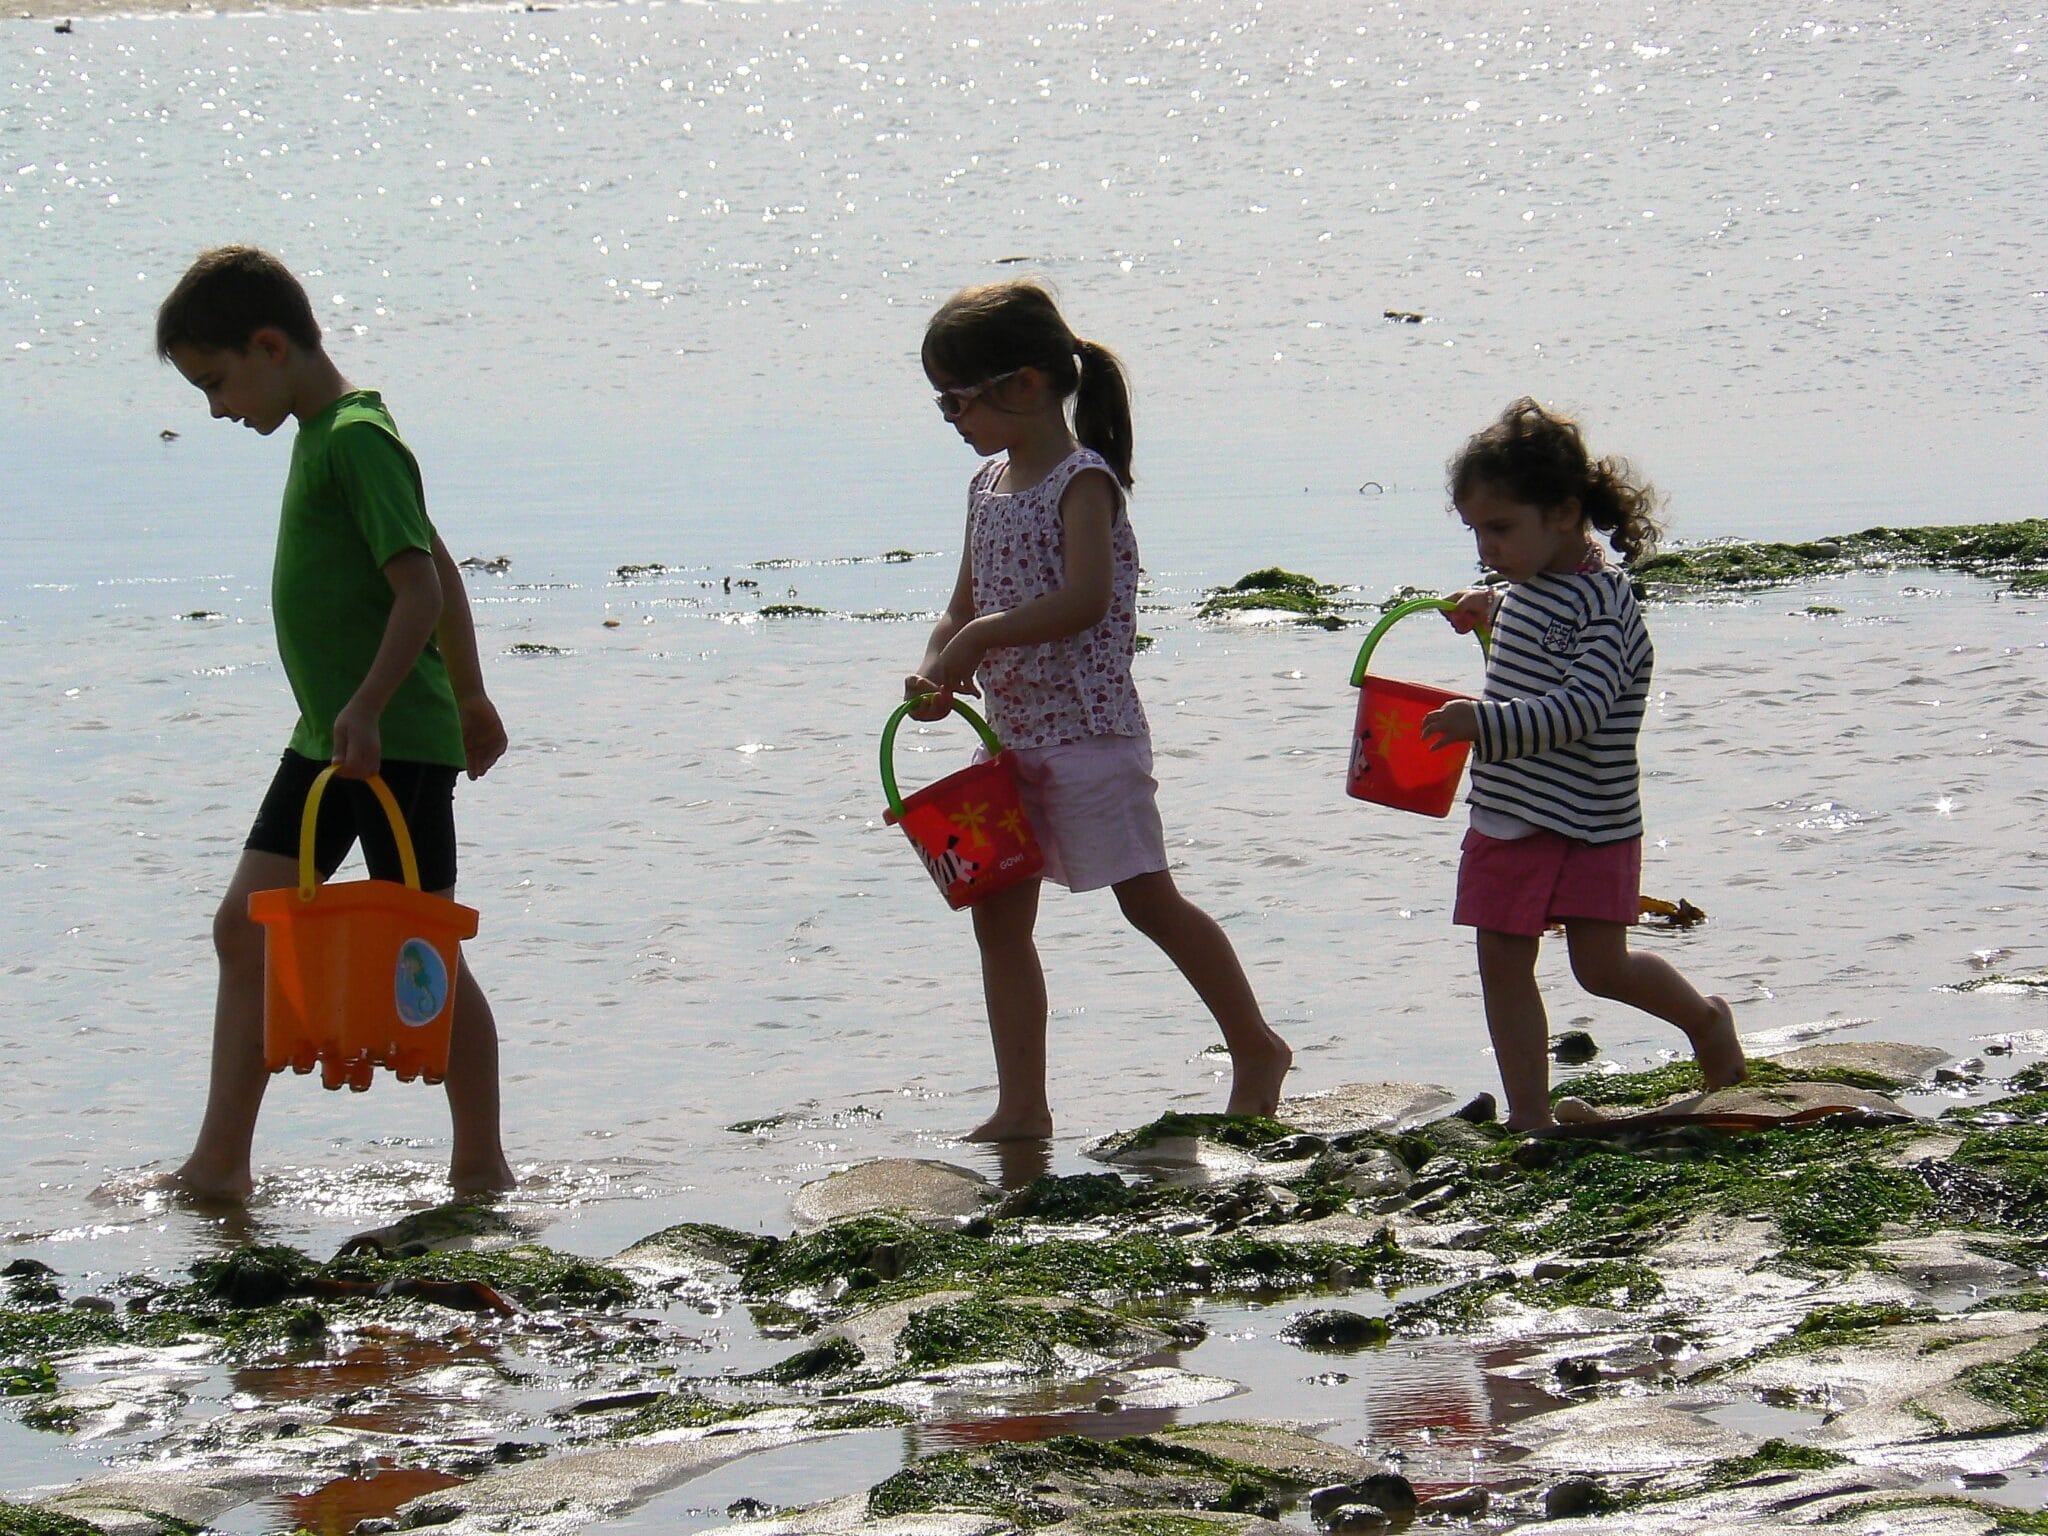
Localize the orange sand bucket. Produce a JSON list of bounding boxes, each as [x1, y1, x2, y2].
[[881, 698, 1045, 910], [1347, 596, 1492, 818], [248, 766, 478, 1091]]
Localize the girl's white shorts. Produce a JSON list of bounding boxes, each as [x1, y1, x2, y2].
[[999, 733, 1169, 893]]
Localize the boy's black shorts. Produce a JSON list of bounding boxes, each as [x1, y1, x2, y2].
[[247, 750, 461, 892]]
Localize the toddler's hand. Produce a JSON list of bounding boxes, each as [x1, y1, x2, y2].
[[459, 692, 508, 780], [1422, 699, 1480, 748], [903, 675, 953, 722], [1442, 588, 1497, 634]]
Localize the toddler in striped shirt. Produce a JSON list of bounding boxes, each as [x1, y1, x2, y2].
[[1421, 398, 1747, 1131]]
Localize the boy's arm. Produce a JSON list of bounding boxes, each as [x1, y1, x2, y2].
[[330, 549, 443, 780], [431, 535, 508, 779], [931, 470, 1116, 694]]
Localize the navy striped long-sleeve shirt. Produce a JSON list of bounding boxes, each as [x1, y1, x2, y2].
[[1468, 566, 1651, 844]]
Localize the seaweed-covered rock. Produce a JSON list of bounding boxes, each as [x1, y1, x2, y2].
[[790, 1159, 997, 1230]]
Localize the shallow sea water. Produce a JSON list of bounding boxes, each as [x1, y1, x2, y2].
[[4, 0, 2046, 1520]]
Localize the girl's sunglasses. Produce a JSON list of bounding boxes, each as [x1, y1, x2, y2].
[[933, 369, 1019, 420]]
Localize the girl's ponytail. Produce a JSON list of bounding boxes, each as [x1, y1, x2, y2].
[[1072, 337, 1135, 490], [1583, 455, 1663, 565]]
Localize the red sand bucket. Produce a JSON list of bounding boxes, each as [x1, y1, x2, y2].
[[248, 766, 479, 1091], [881, 697, 1045, 910], [1347, 596, 1492, 818]]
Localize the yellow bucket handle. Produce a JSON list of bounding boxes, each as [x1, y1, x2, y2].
[[297, 765, 421, 901]]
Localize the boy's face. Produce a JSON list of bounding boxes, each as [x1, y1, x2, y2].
[[166, 332, 296, 435]]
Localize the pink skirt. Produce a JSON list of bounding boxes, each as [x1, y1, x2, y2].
[[1453, 827, 1641, 937]]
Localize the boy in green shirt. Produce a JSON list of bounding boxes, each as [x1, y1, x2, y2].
[[156, 246, 514, 1202]]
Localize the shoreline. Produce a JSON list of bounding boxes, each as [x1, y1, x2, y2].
[[14, 0, 555, 22]]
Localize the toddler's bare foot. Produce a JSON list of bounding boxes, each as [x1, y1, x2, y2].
[[450, 1156, 517, 1197], [1695, 996, 1748, 1091], [1225, 1034, 1293, 1118], [964, 1109, 1054, 1143]]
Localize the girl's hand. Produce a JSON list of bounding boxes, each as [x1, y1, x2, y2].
[[934, 623, 988, 697], [1442, 588, 1497, 634], [1422, 699, 1480, 747], [903, 675, 953, 722]]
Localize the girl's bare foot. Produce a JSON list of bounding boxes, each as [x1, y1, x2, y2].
[[1225, 1035, 1293, 1118], [964, 1110, 1054, 1142], [1696, 996, 1748, 1091]]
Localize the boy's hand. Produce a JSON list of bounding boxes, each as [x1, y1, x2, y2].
[[1422, 699, 1480, 748], [903, 675, 953, 722], [459, 692, 508, 780], [1442, 588, 1496, 634], [330, 700, 382, 780]]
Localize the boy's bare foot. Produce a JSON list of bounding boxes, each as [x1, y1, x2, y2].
[[450, 1157, 517, 1197], [1696, 996, 1748, 1091], [963, 1110, 1054, 1142], [162, 1160, 255, 1206], [1225, 1035, 1293, 1118]]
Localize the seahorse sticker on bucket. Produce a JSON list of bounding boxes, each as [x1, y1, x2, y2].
[[395, 937, 451, 1029], [881, 697, 1044, 909], [1346, 596, 1492, 819]]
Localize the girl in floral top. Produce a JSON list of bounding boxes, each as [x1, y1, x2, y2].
[[905, 281, 1292, 1141]]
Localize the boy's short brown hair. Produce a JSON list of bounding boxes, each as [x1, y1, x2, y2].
[[155, 246, 322, 358]]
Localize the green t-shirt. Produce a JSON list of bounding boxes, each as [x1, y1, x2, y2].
[[274, 391, 464, 768]]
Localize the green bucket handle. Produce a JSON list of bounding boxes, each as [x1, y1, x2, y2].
[[880, 695, 1007, 821], [1348, 596, 1493, 688]]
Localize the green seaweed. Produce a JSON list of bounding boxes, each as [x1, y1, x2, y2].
[[1635, 519, 2048, 593], [745, 1335, 863, 1383], [1959, 1339, 2048, 1430], [758, 603, 827, 618], [1814, 1494, 2048, 1532], [602, 1389, 765, 1438], [741, 1214, 1432, 1310], [0, 1361, 56, 1397], [894, 1295, 1131, 1373], [1387, 1260, 1663, 1336], [1094, 1112, 1302, 1156], [1196, 569, 1347, 626], [1556, 1057, 1906, 1107], [0, 1502, 113, 1536], [868, 1434, 1285, 1525]]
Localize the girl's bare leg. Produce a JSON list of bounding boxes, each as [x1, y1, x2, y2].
[[440, 944, 515, 1194], [1563, 920, 1748, 1089], [1112, 870, 1292, 1117], [172, 850, 300, 1203], [1476, 928, 1553, 1130], [965, 878, 1052, 1141]]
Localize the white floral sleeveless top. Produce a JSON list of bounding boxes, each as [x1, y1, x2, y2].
[[969, 447, 1149, 750]]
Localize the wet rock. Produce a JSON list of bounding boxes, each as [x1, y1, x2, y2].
[[1277, 1082, 1459, 1138], [335, 1201, 526, 1257], [1102, 1365, 1240, 1409], [1419, 1484, 1489, 1517], [1762, 1041, 1950, 1087], [1256, 1133, 1328, 1161], [1505, 1399, 1758, 1474], [789, 1159, 997, 1230], [1308, 1473, 1415, 1518], [1542, 1475, 1613, 1518], [1551, 1029, 1600, 1064], [1332, 1149, 1411, 1199], [1320, 1503, 1390, 1531], [1453, 1091, 1498, 1123], [1280, 1309, 1392, 1351]]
